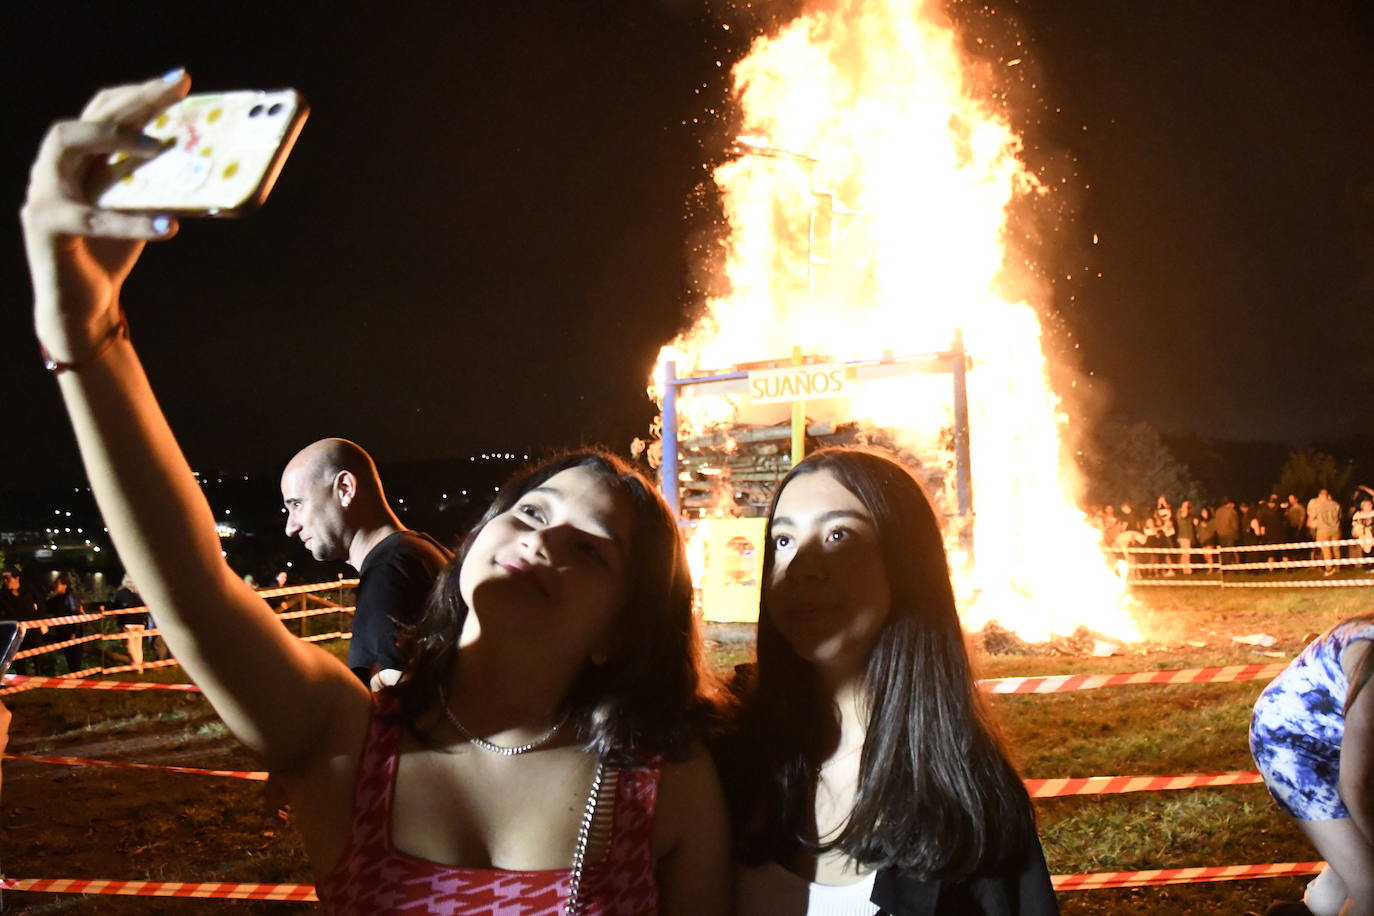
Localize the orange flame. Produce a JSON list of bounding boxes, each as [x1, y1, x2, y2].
[[656, 0, 1137, 642]]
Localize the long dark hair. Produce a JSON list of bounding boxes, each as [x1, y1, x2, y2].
[[389, 449, 716, 762], [722, 447, 1036, 880]]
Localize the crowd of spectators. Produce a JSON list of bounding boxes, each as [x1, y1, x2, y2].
[[0, 567, 173, 675], [1088, 486, 1374, 576]]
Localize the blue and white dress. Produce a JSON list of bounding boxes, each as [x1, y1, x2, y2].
[[1250, 618, 1374, 820]]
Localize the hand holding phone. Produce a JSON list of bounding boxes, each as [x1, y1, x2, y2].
[[90, 89, 308, 217]]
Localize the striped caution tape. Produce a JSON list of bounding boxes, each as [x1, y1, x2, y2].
[[16, 581, 357, 632], [3, 752, 267, 781], [20, 612, 104, 630], [98, 658, 182, 677], [20, 607, 352, 658], [0, 877, 317, 901], [1052, 861, 1325, 890], [5, 744, 1262, 795], [13, 633, 102, 660], [1025, 770, 1262, 798], [1113, 537, 1361, 555], [104, 605, 152, 617], [0, 862, 1327, 900], [978, 662, 1286, 694], [1221, 577, 1374, 589], [0, 674, 201, 695], [5, 658, 1277, 699], [301, 631, 351, 644], [276, 605, 355, 622], [255, 579, 359, 600]]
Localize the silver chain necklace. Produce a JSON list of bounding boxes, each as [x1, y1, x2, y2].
[[437, 686, 606, 914], [439, 685, 567, 756], [566, 757, 606, 916]]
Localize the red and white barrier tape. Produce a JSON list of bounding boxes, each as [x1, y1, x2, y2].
[[0, 862, 1327, 900], [1133, 576, 1374, 589], [0, 877, 317, 901], [15, 580, 358, 632], [18, 612, 104, 629], [1026, 770, 1262, 798], [1052, 861, 1324, 890], [103, 606, 151, 617], [17, 609, 350, 660], [3, 752, 267, 781], [275, 605, 355, 622], [98, 658, 182, 676], [13, 633, 102, 659], [7, 603, 356, 677], [6, 659, 1275, 698], [1112, 537, 1361, 555], [0, 674, 201, 695], [7, 744, 1261, 795], [254, 579, 359, 600], [1222, 578, 1374, 589], [301, 631, 351, 644], [978, 662, 1285, 694]]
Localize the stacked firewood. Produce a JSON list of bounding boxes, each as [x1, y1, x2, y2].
[[670, 420, 952, 518]]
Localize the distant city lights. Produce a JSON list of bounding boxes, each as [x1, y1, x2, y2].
[[12, 453, 534, 571]]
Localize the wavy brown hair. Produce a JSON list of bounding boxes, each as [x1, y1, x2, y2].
[[719, 447, 1036, 880], [388, 449, 717, 762]]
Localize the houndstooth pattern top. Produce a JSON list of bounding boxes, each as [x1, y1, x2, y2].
[[316, 694, 661, 915]]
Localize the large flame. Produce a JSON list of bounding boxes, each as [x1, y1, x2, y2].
[[655, 0, 1136, 641]]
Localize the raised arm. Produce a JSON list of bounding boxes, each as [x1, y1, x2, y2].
[[20, 73, 366, 773]]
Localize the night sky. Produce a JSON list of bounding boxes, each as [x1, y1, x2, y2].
[[4, 1, 1373, 490]]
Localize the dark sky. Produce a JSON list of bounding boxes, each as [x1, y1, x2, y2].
[[5, 1, 1374, 488]]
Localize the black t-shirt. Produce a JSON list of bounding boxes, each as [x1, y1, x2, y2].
[[0, 585, 45, 622], [349, 530, 451, 684]]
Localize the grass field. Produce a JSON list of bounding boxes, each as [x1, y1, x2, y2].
[[3, 585, 1372, 913], [983, 586, 1374, 915]]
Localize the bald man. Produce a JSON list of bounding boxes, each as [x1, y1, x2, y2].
[[280, 439, 451, 685]]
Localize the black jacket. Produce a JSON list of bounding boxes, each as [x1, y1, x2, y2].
[[871, 838, 1059, 915]]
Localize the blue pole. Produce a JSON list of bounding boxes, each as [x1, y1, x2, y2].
[[951, 330, 974, 561], [661, 360, 680, 519]]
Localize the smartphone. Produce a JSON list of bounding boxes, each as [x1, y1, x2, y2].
[[92, 89, 309, 217], [0, 621, 23, 679]]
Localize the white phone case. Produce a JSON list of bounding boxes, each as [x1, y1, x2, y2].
[[95, 89, 308, 216]]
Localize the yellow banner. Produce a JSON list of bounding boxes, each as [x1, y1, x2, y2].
[[696, 517, 767, 623]]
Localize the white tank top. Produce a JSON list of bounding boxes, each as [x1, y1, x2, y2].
[[736, 862, 880, 916]]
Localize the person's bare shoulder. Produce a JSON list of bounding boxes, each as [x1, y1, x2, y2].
[[651, 742, 733, 915]]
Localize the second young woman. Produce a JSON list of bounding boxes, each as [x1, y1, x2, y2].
[[717, 447, 1058, 915]]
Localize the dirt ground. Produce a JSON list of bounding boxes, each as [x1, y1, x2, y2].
[[2, 683, 313, 914]]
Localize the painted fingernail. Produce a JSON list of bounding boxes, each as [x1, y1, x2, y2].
[[151, 215, 172, 235], [160, 67, 185, 83]]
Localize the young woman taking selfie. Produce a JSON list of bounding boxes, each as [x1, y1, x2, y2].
[[20, 71, 730, 915]]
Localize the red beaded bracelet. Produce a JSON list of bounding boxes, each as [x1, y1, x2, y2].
[[39, 311, 130, 375]]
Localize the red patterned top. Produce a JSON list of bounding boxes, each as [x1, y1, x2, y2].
[[316, 695, 661, 915]]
